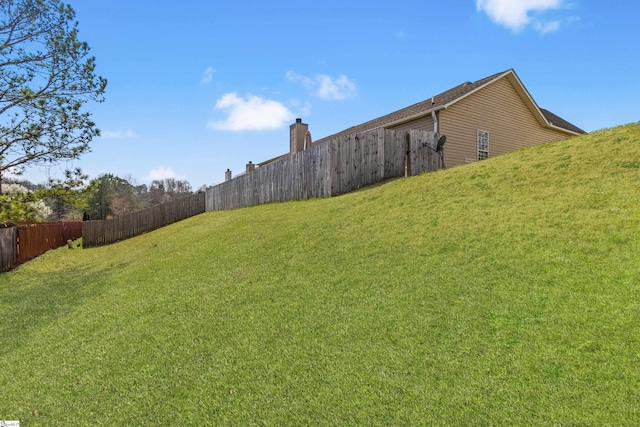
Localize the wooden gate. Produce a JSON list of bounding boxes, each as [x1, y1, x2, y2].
[[407, 130, 439, 176]]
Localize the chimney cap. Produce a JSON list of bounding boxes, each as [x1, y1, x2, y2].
[[295, 118, 302, 123]]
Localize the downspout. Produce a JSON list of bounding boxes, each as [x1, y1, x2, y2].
[[431, 110, 439, 135], [432, 110, 444, 169]]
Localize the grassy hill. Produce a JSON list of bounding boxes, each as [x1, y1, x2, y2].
[[1, 122, 639, 425]]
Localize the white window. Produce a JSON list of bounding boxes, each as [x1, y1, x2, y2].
[[477, 130, 489, 160]]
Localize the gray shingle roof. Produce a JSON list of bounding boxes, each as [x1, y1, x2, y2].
[[540, 108, 585, 134], [314, 69, 584, 145]]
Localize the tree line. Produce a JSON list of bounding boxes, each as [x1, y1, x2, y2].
[[0, 169, 197, 224]]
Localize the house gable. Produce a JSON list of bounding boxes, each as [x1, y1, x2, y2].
[[439, 73, 577, 166], [314, 69, 583, 148]]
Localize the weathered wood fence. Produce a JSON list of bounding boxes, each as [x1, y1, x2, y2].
[[82, 192, 206, 248], [0, 227, 18, 271], [206, 129, 439, 211], [0, 222, 82, 272]]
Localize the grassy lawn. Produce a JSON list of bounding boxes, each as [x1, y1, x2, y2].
[[1, 122, 639, 425]]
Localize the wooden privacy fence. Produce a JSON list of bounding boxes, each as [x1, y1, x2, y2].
[[0, 226, 18, 272], [83, 192, 205, 248], [0, 222, 82, 272], [18, 222, 82, 263], [206, 129, 439, 211]]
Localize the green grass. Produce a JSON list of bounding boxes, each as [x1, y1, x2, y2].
[[1, 122, 640, 425]]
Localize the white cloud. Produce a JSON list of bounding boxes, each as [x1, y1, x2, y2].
[[476, 0, 565, 32], [289, 99, 312, 117], [101, 130, 136, 139], [316, 75, 357, 100], [287, 71, 357, 100], [145, 166, 184, 181], [202, 67, 215, 84], [286, 70, 315, 89], [208, 93, 295, 131], [535, 20, 560, 33]]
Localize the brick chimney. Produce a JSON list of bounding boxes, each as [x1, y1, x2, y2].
[[225, 169, 232, 181], [290, 118, 308, 154], [246, 161, 255, 173]]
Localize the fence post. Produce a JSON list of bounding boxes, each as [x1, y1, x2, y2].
[[405, 133, 411, 177]]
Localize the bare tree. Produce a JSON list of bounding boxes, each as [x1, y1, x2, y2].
[[149, 178, 192, 205]]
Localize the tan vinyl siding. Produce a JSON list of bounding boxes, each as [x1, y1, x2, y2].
[[388, 114, 434, 133], [439, 77, 572, 167]]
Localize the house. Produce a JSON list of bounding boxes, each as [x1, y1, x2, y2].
[[269, 69, 583, 170], [214, 69, 584, 211]]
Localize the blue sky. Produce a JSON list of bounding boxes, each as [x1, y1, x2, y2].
[[17, 0, 640, 189]]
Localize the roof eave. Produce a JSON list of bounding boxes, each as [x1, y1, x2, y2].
[[384, 106, 442, 128], [441, 69, 514, 109], [547, 123, 583, 136]]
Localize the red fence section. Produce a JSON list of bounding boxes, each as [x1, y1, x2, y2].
[[17, 222, 82, 263]]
